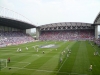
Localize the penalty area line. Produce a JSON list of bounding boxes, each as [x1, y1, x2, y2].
[[11, 61, 30, 63], [6, 67, 70, 74], [23, 63, 31, 68]]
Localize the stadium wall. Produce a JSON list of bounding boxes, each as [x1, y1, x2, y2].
[[36, 27, 40, 40], [95, 25, 99, 39]]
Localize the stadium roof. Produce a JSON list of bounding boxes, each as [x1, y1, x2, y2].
[[38, 22, 92, 28], [0, 16, 37, 30], [94, 12, 100, 24]]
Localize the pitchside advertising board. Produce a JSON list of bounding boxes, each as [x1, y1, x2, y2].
[[0, 44, 6, 47]]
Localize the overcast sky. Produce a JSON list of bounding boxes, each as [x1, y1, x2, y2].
[[0, 0, 100, 32]]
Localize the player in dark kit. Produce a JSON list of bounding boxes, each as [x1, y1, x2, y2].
[[43, 51, 44, 54], [8, 57, 10, 63]]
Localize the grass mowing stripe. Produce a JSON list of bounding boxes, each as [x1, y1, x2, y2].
[[57, 57, 67, 72], [86, 41, 100, 75], [57, 42, 73, 72], [0, 41, 100, 75], [4, 66, 75, 74], [25, 41, 66, 69], [37, 55, 59, 71], [56, 41, 77, 75], [71, 41, 90, 74]]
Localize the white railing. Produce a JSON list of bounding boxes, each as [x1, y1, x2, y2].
[[0, 6, 33, 24]]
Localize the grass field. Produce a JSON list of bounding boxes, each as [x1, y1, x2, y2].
[[0, 41, 100, 75]]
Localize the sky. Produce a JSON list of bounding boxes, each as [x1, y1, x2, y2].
[[0, 0, 100, 32]]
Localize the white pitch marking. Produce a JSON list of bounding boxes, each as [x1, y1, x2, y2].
[[58, 58, 67, 72], [5, 67, 70, 74], [4, 66, 79, 74], [57, 45, 70, 72], [23, 63, 31, 68], [11, 61, 29, 63], [1, 66, 7, 70]]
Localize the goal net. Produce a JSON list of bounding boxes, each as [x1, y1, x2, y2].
[[0, 59, 7, 70]]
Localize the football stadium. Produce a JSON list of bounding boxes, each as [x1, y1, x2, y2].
[[0, 6, 100, 75]]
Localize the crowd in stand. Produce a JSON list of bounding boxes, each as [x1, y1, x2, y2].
[[0, 31, 34, 47], [0, 30, 99, 47], [39, 30, 95, 41]]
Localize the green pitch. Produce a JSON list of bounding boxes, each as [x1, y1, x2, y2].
[[0, 41, 100, 75]]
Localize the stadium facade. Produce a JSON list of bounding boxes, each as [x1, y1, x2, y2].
[[0, 6, 36, 34], [0, 7, 36, 47], [94, 12, 100, 39], [37, 12, 100, 41]]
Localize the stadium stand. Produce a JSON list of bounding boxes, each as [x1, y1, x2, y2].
[[0, 31, 34, 46], [39, 22, 95, 41], [0, 7, 36, 47], [39, 30, 94, 41]]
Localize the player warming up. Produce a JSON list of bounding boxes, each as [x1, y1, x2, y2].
[[60, 58, 62, 63], [89, 64, 92, 71], [8, 57, 10, 63], [37, 48, 38, 52], [26, 47, 28, 50], [43, 51, 44, 54], [19, 48, 22, 52], [17, 48, 19, 52]]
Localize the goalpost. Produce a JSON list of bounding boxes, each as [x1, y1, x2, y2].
[[0, 59, 7, 70]]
